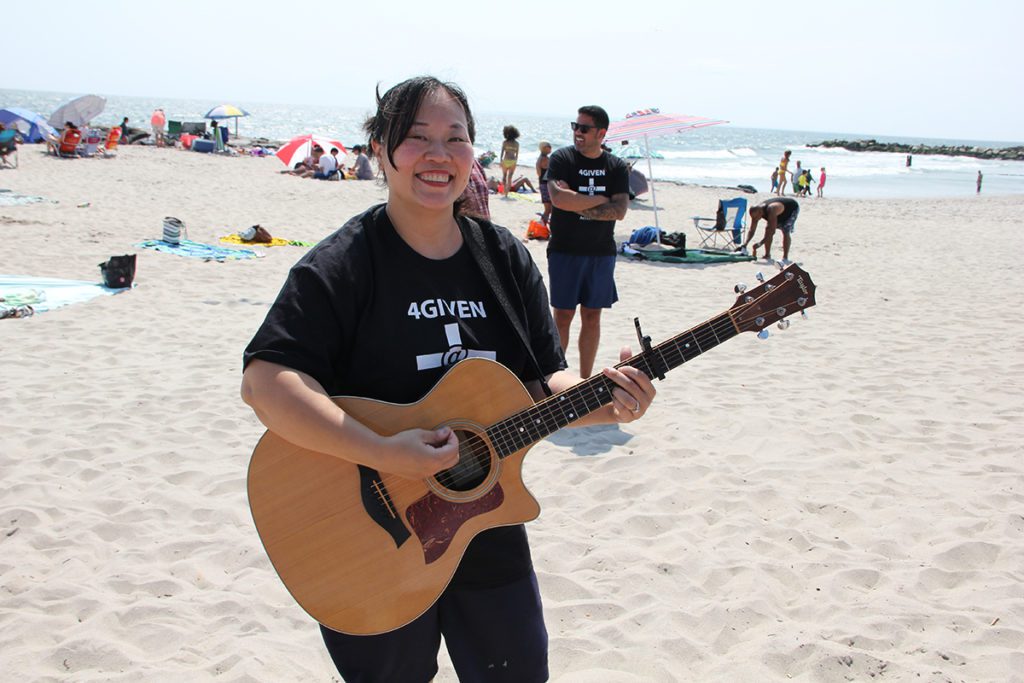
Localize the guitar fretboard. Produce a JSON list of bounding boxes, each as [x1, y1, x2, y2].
[[487, 312, 738, 457]]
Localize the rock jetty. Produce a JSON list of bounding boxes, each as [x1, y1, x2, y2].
[[808, 139, 1024, 161]]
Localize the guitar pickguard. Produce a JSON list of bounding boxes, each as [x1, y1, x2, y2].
[[405, 485, 504, 563]]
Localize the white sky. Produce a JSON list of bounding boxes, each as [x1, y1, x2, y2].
[[6, 0, 1021, 142]]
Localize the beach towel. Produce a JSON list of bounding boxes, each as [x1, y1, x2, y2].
[[219, 233, 316, 248], [136, 239, 264, 262], [0, 189, 48, 206], [620, 245, 755, 265], [0, 274, 124, 317]]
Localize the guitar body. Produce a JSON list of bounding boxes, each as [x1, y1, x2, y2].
[[247, 264, 817, 637], [247, 358, 541, 635]]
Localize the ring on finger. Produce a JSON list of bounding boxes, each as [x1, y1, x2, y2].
[[630, 399, 641, 413]]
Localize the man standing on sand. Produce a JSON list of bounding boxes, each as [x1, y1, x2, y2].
[[977, 170, 983, 194], [546, 105, 630, 378], [739, 196, 800, 264]]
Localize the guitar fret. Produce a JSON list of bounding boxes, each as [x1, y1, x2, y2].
[[489, 313, 740, 460]]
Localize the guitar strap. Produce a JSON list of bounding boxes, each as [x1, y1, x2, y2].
[[461, 217, 553, 397]]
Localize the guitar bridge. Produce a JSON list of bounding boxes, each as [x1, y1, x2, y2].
[[358, 465, 411, 548]]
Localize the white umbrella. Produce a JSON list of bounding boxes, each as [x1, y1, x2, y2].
[[48, 95, 106, 129]]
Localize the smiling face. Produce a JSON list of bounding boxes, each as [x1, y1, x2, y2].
[[372, 90, 475, 216], [572, 113, 606, 158]]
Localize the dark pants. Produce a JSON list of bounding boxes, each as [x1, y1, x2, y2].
[[320, 571, 549, 682]]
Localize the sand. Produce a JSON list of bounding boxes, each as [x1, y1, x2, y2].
[[1, 145, 1022, 682]]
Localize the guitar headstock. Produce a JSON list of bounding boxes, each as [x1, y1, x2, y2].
[[730, 264, 816, 336]]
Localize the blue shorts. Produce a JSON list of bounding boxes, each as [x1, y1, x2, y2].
[[320, 571, 548, 682], [547, 252, 618, 310]]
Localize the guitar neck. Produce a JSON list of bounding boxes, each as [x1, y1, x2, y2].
[[489, 311, 738, 458]]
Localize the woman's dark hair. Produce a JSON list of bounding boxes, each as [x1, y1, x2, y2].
[[363, 75, 475, 174], [502, 125, 519, 141]]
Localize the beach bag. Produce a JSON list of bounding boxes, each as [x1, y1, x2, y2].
[[239, 224, 273, 243], [525, 220, 549, 240], [99, 254, 137, 288], [162, 216, 187, 245]]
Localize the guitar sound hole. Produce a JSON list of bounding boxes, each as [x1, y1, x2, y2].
[[435, 430, 491, 492]]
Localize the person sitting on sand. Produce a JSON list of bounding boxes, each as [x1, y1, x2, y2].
[[347, 144, 374, 180], [295, 146, 327, 178], [312, 146, 340, 180], [739, 196, 800, 264], [280, 145, 323, 176], [487, 175, 535, 194]]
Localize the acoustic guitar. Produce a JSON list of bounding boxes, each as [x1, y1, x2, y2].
[[247, 264, 817, 635]]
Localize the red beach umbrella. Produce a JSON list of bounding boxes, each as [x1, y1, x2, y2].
[[276, 134, 346, 169]]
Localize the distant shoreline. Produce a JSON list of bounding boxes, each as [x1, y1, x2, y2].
[[809, 139, 1024, 161]]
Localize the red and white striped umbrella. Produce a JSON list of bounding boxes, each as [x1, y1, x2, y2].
[[604, 109, 727, 230], [275, 134, 347, 169]]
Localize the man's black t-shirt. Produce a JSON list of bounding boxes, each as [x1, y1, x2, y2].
[[243, 205, 566, 587], [545, 146, 630, 256]]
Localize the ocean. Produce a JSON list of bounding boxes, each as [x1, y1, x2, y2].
[[4, 88, 1022, 199]]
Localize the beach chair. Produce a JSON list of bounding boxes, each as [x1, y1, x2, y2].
[[80, 129, 102, 157], [57, 129, 83, 158], [101, 128, 121, 157], [166, 120, 182, 142], [0, 129, 17, 168], [692, 197, 747, 252]]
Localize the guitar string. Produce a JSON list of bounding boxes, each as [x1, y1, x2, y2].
[[433, 308, 761, 489], [385, 294, 796, 493], [430, 311, 747, 490]]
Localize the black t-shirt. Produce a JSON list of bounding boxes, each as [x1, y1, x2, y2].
[[243, 204, 566, 586], [761, 197, 800, 226], [545, 146, 630, 256]]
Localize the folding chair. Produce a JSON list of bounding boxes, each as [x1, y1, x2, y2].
[[692, 197, 747, 251], [0, 129, 17, 168], [57, 129, 83, 158]]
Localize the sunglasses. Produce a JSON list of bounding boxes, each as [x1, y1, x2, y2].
[[570, 122, 599, 134]]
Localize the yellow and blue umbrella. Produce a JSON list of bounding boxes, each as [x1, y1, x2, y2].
[[203, 104, 250, 136]]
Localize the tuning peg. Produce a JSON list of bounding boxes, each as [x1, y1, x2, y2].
[[777, 319, 791, 330], [734, 283, 747, 294], [776, 261, 785, 271], [755, 272, 765, 283], [801, 310, 809, 320], [757, 329, 770, 340]]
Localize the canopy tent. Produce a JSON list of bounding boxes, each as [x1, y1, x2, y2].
[[0, 107, 56, 143], [47, 94, 106, 129]]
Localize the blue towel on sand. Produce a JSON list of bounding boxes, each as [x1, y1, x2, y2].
[[0, 189, 47, 207], [0, 275, 124, 315], [136, 239, 264, 261]]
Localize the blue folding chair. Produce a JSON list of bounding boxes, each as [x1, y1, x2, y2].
[[692, 197, 747, 251]]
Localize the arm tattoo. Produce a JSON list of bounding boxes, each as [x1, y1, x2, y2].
[[580, 203, 622, 220]]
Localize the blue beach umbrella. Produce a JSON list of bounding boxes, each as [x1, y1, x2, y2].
[[203, 104, 250, 136], [0, 107, 57, 143]]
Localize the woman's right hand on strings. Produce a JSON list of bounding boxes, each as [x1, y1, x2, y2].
[[378, 426, 460, 479]]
